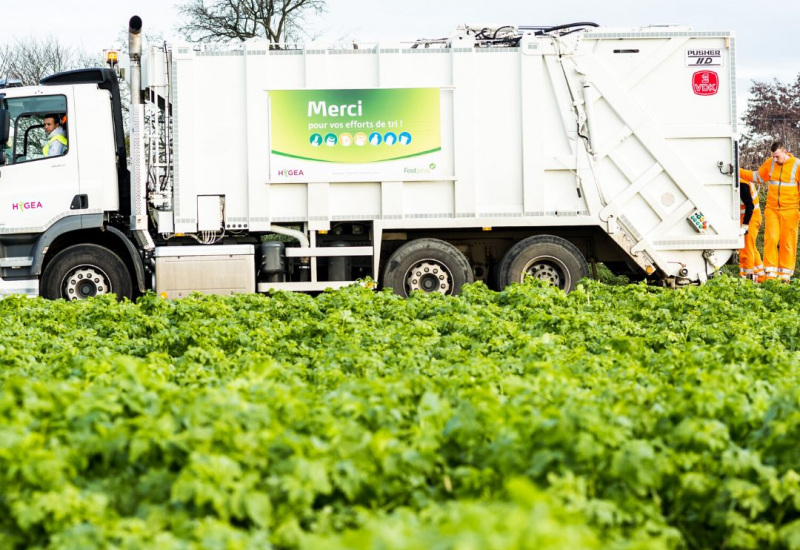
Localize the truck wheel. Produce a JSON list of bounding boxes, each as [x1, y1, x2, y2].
[[382, 238, 473, 297], [496, 235, 588, 293], [40, 244, 133, 301]]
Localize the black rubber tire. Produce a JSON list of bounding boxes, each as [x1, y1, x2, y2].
[[40, 244, 133, 301], [496, 235, 589, 293], [382, 238, 474, 297]]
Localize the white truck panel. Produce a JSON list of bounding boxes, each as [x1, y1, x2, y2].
[[146, 27, 738, 280], [330, 183, 381, 220], [74, 86, 119, 213]]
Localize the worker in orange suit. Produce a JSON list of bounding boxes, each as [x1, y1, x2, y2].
[[740, 141, 800, 282], [739, 178, 764, 282]]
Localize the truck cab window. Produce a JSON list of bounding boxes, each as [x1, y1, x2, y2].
[[1, 95, 67, 164]]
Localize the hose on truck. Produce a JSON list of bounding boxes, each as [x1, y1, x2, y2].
[[520, 22, 600, 36]]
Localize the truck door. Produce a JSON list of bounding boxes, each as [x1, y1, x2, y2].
[[0, 92, 80, 235]]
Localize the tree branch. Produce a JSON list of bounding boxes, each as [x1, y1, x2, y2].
[[177, 0, 326, 45]]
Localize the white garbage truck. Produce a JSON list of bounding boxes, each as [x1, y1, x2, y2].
[[0, 17, 740, 299]]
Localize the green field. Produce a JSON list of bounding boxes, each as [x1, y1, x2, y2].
[[3, 278, 800, 549]]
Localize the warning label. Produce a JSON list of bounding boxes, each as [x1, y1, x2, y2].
[[685, 48, 724, 67]]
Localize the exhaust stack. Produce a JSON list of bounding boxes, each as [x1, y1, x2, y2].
[[129, 16, 143, 104], [127, 15, 152, 248]]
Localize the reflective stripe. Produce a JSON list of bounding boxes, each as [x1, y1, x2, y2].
[[768, 181, 798, 187], [751, 181, 759, 207], [755, 159, 776, 184], [765, 266, 779, 274], [779, 267, 794, 275], [741, 180, 760, 211], [740, 269, 754, 275], [766, 159, 800, 185], [790, 159, 800, 183]]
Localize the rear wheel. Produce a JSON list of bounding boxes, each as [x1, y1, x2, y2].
[[41, 244, 133, 301], [496, 235, 589, 293], [382, 238, 473, 297]]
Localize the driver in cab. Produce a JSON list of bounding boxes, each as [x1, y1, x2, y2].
[[43, 114, 67, 156]]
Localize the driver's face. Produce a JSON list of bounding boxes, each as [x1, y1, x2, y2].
[[43, 118, 59, 134]]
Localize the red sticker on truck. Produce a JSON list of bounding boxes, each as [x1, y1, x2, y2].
[[692, 71, 719, 96]]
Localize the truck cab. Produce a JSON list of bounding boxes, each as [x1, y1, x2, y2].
[[1, 83, 119, 224], [0, 69, 140, 299]]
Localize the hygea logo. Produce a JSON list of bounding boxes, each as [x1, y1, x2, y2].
[[692, 71, 719, 96], [12, 201, 43, 212], [277, 169, 304, 177]]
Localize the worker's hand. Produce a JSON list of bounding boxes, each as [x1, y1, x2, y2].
[[739, 226, 749, 236]]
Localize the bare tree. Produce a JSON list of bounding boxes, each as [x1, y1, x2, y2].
[[177, 0, 326, 47], [0, 36, 96, 86], [740, 75, 800, 167], [0, 43, 11, 82]]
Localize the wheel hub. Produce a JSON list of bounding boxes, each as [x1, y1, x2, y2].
[[405, 260, 453, 295], [521, 256, 569, 289], [63, 266, 111, 300]]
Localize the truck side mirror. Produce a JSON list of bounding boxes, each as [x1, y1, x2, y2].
[[0, 109, 9, 166], [0, 109, 9, 144]]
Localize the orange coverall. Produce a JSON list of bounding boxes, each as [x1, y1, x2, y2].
[[739, 179, 764, 281], [740, 155, 800, 281]]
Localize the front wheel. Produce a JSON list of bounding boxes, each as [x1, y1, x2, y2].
[[40, 244, 133, 301], [382, 238, 473, 297], [496, 235, 589, 293]]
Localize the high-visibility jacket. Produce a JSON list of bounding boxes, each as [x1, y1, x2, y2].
[[739, 178, 764, 281], [740, 179, 759, 220], [740, 155, 800, 211], [740, 209, 764, 281], [43, 128, 68, 156]]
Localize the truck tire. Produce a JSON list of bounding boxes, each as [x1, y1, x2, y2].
[[40, 244, 133, 301], [382, 238, 473, 297], [496, 235, 589, 293]]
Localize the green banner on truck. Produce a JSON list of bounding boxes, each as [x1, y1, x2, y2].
[[269, 88, 442, 181]]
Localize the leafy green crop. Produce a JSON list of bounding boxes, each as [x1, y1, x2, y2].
[[3, 277, 800, 549]]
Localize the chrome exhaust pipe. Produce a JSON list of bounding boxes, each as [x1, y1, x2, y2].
[[129, 16, 143, 104]]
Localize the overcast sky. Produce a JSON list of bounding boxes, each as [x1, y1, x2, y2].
[[1, 0, 797, 112]]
